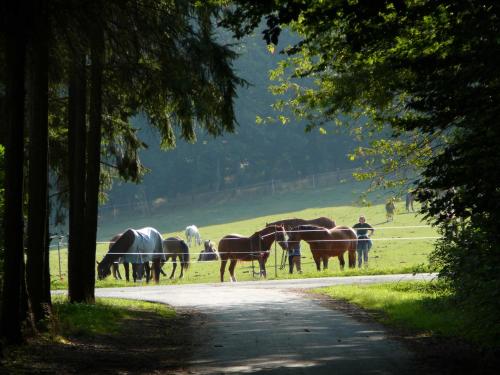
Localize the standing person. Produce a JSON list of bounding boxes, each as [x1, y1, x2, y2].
[[288, 242, 302, 274], [385, 198, 396, 222], [405, 191, 415, 212], [353, 216, 374, 268]]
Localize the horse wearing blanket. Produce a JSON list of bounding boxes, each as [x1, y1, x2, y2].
[[97, 227, 165, 283]]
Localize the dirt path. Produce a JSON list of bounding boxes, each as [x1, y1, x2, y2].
[[92, 274, 432, 374]]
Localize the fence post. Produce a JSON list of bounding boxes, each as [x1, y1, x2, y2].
[[274, 230, 278, 278]]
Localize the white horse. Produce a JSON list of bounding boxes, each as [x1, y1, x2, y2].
[[185, 225, 202, 246]]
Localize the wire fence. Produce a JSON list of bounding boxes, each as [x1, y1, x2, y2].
[[50, 225, 439, 280]]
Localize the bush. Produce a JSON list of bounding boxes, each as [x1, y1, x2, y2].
[[430, 223, 500, 345]]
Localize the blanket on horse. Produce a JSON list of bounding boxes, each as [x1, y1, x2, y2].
[[121, 227, 165, 264]]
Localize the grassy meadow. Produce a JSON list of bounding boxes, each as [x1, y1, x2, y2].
[[49, 181, 439, 289]]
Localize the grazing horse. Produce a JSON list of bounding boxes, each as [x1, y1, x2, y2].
[[97, 227, 165, 283], [185, 225, 202, 246], [162, 237, 190, 279], [107, 232, 152, 282], [218, 225, 288, 282], [267, 216, 336, 230], [287, 224, 357, 271]]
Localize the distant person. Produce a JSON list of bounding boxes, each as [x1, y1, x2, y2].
[[385, 198, 396, 222], [353, 216, 374, 268], [288, 242, 302, 274], [405, 191, 415, 212]]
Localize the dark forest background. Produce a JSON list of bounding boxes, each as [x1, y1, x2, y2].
[[106, 31, 357, 207]]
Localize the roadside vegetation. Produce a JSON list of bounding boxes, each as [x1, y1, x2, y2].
[[313, 281, 499, 349], [50, 296, 176, 337], [1, 296, 181, 373]]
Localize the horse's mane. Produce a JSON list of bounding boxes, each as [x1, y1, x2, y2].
[[268, 217, 335, 229]]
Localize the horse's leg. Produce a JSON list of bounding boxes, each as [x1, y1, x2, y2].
[[159, 261, 166, 276], [179, 257, 185, 279], [322, 256, 328, 270], [132, 264, 138, 282], [152, 259, 160, 283], [348, 250, 356, 268], [338, 254, 345, 270], [124, 262, 130, 282], [228, 259, 238, 282], [259, 259, 267, 278], [220, 259, 227, 282], [112, 263, 118, 279], [144, 262, 151, 283], [169, 259, 177, 279], [312, 252, 321, 271], [116, 264, 122, 280]]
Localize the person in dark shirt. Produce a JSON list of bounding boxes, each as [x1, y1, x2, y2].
[[353, 216, 374, 267], [288, 242, 302, 274]]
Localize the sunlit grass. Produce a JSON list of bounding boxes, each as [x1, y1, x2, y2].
[[312, 281, 498, 347], [50, 295, 176, 337]]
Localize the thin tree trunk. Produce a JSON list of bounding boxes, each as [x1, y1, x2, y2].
[[26, 0, 51, 324], [67, 51, 87, 303], [43, 205, 52, 304], [83, 20, 104, 302], [1, 0, 27, 344]]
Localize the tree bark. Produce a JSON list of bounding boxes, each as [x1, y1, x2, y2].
[[1, 0, 27, 344], [83, 20, 104, 303], [67, 51, 87, 303], [26, 0, 51, 324]]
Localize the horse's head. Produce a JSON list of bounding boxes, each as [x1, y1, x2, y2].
[[274, 224, 289, 251], [97, 260, 111, 280]]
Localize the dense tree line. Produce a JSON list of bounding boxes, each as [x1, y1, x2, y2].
[[0, 0, 242, 345]]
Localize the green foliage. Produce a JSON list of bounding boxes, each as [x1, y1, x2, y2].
[[50, 295, 175, 337], [430, 224, 500, 339], [222, 0, 500, 329], [314, 281, 499, 348]]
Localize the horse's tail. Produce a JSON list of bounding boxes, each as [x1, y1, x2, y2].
[[181, 240, 190, 270], [348, 228, 358, 268]]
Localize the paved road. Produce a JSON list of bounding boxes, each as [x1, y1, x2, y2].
[[95, 274, 435, 374]]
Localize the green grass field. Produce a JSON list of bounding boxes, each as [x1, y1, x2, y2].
[[50, 181, 439, 289]]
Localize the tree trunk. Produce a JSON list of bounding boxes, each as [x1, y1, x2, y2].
[[83, 21, 104, 303], [1, 0, 27, 344], [26, 0, 51, 324], [67, 51, 87, 303]]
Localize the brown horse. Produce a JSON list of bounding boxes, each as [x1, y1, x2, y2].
[[267, 216, 336, 230], [162, 237, 190, 279], [218, 225, 287, 282], [286, 224, 357, 270]]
